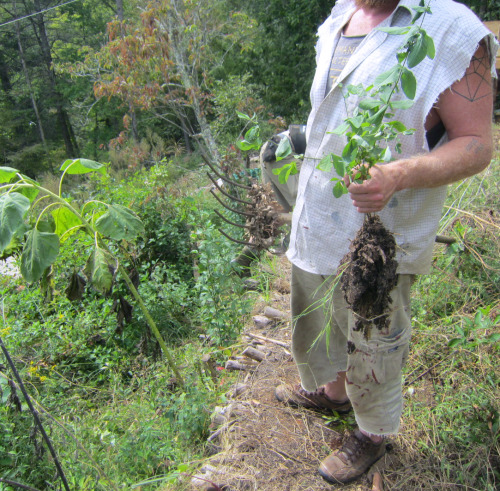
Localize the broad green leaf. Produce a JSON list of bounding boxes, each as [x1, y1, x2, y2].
[[388, 121, 408, 132], [329, 121, 350, 135], [52, 206, 82, 239], [85, 247, 114, 293], [60, 158, 107, 176], [485, 333, 500, 343], [368, 105, 388, 126], [359, 99, 381, 110], [20, 229, 59, 282], [400, 68, 417, 99], [382, 147, 392, 162], [0, 192, 31, 251], [317, 154, 334, 172], [333, 157, 346, 177], [374, 65, 401, 87], [236, 139, 255, 151], [377, 26, 410, 35], [272, 162, 298, 184], [0, 167, 20, 183], [95, 204, 145, 241], [333, 181, 346, 198], [236, 111, 252, 121], [352, 134, 370, 148], [349, 115, 364, 129], [390, 99, 414, 110], [407, 32, 428, 68], [275, 137, 292, 161], [244, 126, 260, 144]]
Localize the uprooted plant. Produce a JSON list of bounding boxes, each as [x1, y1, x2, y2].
[[319, 0, 435, 338], [273, 1, 435, 339], [0, 160, 184, 386]]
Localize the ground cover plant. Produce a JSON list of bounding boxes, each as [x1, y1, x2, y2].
[[0, 159, 251, 489]]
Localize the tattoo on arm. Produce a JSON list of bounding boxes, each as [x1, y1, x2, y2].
[[465, 137, 485, 155], [451, 47, 493, 103]]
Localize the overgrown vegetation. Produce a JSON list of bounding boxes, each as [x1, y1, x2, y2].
[[0, 159, 251, 489]]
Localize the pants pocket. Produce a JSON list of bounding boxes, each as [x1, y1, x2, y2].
[[346, 343, 409, 386]]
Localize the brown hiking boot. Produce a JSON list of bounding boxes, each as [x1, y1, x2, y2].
[[318, 429, 386, 484], [275, 384, 352, 413]]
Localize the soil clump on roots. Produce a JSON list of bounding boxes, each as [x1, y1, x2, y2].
[[339, 214, 398, 338]]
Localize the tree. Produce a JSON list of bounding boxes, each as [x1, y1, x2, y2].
[[85, 0, 256, 165]]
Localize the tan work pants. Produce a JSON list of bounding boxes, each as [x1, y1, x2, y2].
[[291, 264, 413, 436]]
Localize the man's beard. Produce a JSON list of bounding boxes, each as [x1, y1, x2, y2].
[[355, 0, 398, 7]]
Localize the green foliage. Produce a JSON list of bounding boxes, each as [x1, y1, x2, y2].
[[404, 160, 500, 490], [230, 0, 332, 121], [317, 1, 435, 195]]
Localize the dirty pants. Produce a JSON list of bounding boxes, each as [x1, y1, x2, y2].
[[291, 264, 413, 436]]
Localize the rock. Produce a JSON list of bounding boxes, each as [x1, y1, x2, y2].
[[252, 315, 271, 329], [263, 306, 287, 319], [227, 383, 248, 398]]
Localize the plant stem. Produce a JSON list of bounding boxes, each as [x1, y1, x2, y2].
[[116, 262, 185, 388]]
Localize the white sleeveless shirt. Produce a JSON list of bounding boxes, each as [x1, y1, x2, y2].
[[287, 0, 498, 275]]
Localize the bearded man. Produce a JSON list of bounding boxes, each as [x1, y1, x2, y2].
[[275, 0, 498, 484]]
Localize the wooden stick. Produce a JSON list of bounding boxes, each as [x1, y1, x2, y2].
[[246, 332, 291, 355]]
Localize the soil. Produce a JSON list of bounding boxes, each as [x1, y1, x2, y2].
[[339, 214, 398, 339], [245, 183, 284, 250]]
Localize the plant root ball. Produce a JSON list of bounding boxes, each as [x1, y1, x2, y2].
[[339, 214, 398, 339]]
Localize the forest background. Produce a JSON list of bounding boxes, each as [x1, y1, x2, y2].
[[0, 0, 499, 490]]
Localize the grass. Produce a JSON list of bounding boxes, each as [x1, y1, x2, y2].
[[396, 154, 500, 489]]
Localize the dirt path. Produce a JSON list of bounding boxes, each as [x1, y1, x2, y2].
[[190, 255, 401, 491]]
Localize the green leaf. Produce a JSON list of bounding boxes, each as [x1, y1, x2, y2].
[[60, 158, 107, 176], [382, 147, 392, 162], [333, 181, 346, 198], [84, 247, 115, 293], [400, 68, 417, 99], [448, 338, 463, 348], [236, 139, 255, 151], [0, 192, 31, 251], [52, 206, 82, 239], [95, 204, 145, 241], [425, 33, 435, 59], [0, 167, 20, 183], [377, 26, 410, 35], [359, 99, 381, 110], [485, 333, 500, 343], [329, 121, 350, 135], [20, 229, 60, 282], [390, 99, 414, 110], [317, 154, 334, 172], [407, 32, 428, 68], [275, 137, 292, 161], [333, 157, 347, 178], [374, 65, 401, 87], [272, 162, 298, 184], [236, 111, 252, 121], [388, 121, 408, 132]]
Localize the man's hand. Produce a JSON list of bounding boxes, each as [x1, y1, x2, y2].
[[346, 164, 400, 213]]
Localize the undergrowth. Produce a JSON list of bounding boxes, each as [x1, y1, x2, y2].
[[0, 160, 249, 489], [398, 155, 499, 489]]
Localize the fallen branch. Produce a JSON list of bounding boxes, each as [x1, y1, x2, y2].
[[247, 332, 290, 349]]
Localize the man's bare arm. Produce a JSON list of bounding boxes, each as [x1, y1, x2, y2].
[[348, 42, 494, 213]]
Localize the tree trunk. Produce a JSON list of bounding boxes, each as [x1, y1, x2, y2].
[[13, 5, 47, 150], [116, 0, 124, 21], [30, 0, 79, 157]]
